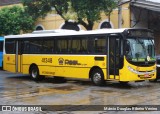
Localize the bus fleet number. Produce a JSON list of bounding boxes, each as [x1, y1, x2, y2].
[[42, 58, 52, 63]]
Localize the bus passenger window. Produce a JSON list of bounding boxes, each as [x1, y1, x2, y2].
[[94, 37, 106, 54], [23, 41, 30, 54], [71, 39, 80, 53], [57, 39, 69, 53], [5, 40, 15, 54], [30, 40, 43, 54], [42, 39, 55, 54], [80, 39, 88, 53], [71, 38, 89, 54]]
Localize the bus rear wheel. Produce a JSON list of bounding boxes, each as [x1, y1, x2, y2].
[[30, 65, 44, 81], [91, 69, 105, 86]]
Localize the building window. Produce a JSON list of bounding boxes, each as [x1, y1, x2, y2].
[[100, 21, 112, 29], [35, 26, 43, 31], [35, 25, 45, 31], [61, 21, 80, 31]]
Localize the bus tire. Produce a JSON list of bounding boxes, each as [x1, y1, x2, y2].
[[91, 69, 105, 86], [30, 65, 44, 81]]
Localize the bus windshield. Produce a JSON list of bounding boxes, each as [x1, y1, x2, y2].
[[125, 38, 155, 64]]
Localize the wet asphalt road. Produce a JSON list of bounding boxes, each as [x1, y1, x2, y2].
[[0, 70, 160, 114]]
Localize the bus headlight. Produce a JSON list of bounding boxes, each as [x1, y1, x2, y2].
[[127, 66, 138, 74], [127, 66, 156, 75]]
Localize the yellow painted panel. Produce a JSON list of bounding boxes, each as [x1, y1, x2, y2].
[[20, 54, 106, 80], [4, 54, 156, 82], [22, 65, 30, 74], [3, 54, 16, 72], [119, 57, 156, 81]]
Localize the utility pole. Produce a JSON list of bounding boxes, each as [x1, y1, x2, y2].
[[118, 0, 122, 28]]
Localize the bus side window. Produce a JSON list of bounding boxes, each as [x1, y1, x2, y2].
[[80, 39, 88, 53], [71, 39, 80, 53], [57, 39, 71, 54], [71, 37, 89, 54], [24, 40, 43, 54], [94, 36, 106, 54], [5, 40, 16, 54], [42, 39, 55, 54], [23, 41, 30, 54]]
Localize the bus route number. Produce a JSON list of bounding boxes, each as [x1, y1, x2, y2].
[[42, 58, 52, 63]]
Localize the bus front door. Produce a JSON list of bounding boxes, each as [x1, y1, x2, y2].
[[108, 36, 121, 79]]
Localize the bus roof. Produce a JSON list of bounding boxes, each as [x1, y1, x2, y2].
[[4, 28, 150, 39], [32, 29, 77, 34]]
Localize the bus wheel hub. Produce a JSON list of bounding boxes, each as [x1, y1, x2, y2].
[[32, 70, 37, 78], [93, 73, 101, 82]]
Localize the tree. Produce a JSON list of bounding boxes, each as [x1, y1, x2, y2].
[[0, 6, 35, 35], [22, 0, 117, 30]]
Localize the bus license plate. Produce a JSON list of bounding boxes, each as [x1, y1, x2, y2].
[[144, 74, 150, 78]]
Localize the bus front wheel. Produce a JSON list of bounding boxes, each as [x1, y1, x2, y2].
[[91, 69, 105, 86], [30, 65, 44, 81]]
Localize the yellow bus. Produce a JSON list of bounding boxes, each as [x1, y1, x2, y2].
[[3, 28, 156, 86]]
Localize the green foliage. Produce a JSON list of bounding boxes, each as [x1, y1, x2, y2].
[[22, 0, 117, 30], [22, 0, 70, 20], [71, 0, 117, 30], [0, 6, 35, 35]]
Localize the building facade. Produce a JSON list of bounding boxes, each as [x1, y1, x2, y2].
[[34, 1, 130, 31], [0, 0, 130, 31], [131, 0, 160, 54]]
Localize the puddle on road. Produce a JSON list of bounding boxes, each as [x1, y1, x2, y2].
[[92, 90, 114, 93], [22, 85, 87, 104], [53, 85, 79, 91], [2, 76, 160, 105], [30, 85, 83, 95], [1, 84, 86, 105]]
